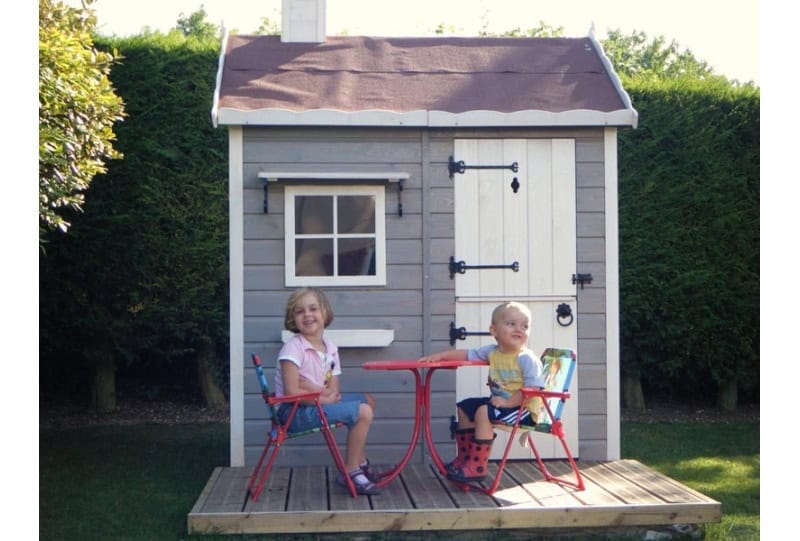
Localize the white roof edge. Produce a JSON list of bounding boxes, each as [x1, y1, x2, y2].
[[216, 108, 638, 128], [428, 109, 638, 127], [587, 32, 639, 129], [210, 28, 229, 128]]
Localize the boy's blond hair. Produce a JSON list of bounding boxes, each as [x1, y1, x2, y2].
[[490, 301, 532, 325], [284, 287, 334, 332]]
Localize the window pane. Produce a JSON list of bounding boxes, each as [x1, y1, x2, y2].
[[295, 239, 334, 276], [338, 238, 376, 276], [337, 196, 375, 234], [295, 196, 333, 234]]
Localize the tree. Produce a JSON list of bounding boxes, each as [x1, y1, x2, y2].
[[600, 29, 717, 81], [175, 5, 219, 39], [39, 0, 125, 241], [483, 21, 565, 38]]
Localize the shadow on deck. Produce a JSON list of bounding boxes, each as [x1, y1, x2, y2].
[[188, 459, 720, 536]]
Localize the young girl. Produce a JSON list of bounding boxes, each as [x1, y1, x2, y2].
[[274, 287, 380, 495]]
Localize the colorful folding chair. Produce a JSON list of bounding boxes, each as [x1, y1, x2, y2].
[[454, 347, 585, 494], [246, 353, 357, 500]]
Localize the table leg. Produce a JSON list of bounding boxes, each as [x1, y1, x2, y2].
[[423, 367, 450, 475], [374, 368, 423, 488]]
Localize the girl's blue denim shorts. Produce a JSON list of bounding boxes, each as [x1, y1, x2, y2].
[[277, 392, 368, 432]]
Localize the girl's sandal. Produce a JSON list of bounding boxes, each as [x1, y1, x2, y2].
[[336, 469, 381, 495]]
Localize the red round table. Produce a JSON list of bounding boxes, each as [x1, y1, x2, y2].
[[361, 359, 487, 487]]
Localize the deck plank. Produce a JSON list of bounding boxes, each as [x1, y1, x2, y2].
[[200, 467, 250, 512], [579, 462, 665, 504], [287, 465, 327, 511], [546, 460, 625, 506], [432, 464, 499, 508], [400, 463, 455, 509], [244, 464, 290, 512], [610, 459, 714, 503], [328, 466, 373, 511], [371, 468, 415, 510], [501, 461, 580, 507], [482, 462, 542, 507]]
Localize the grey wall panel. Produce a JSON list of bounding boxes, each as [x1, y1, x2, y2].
[[577, 212, 605, 238], [578, 363, 607, 389], [577, 287, 606, 313], [577, 187, 605, 213], [577, 338, 606, 366], [578, 415, 607, 440], [577, 238, 605, 263], [577, 314, 606, 340]]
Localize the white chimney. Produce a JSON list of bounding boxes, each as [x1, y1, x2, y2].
[[281, 0, 326, 43]]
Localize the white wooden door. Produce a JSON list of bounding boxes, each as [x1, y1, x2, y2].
[[453, 138, 579, 459]]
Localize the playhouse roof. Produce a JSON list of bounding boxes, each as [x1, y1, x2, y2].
[[212, 35, 638, 128]]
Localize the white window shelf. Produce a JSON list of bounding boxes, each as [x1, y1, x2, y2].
[[281, 329, 395, 348]]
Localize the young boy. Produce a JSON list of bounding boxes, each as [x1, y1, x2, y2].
[[419, 301, 544, 483]]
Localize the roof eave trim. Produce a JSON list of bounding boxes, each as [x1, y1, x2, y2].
[[587, 32, 639, 129], [210, 28, 229, 129], [215, 108, 638, 128]]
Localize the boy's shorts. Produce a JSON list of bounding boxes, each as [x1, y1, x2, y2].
[[277, 392, 369, 433], [457, 396, 536, 428]]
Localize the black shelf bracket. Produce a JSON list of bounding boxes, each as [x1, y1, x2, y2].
[[449, 321, 491, 346]]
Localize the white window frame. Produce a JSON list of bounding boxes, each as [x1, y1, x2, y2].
[[284, 184, 387, 287]]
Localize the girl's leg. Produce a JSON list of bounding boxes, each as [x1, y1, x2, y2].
[[345, 402, 374, 470]]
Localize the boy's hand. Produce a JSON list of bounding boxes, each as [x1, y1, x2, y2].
[[489, 395, 507, 408]]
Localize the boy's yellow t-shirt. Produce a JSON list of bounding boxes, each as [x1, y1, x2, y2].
[[469, 344, 544, 416]]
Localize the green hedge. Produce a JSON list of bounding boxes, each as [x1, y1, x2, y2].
[[618, 77, 759, 404], [39, 31, 229, 402]]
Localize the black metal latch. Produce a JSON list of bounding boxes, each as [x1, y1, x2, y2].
[[448, 156, 521, 193], [572, 273, 593, 289], [449, 322, 491, 346], [449, 256, 519, 279]]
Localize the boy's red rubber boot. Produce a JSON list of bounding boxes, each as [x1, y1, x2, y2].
[[446, 435, 495, 483], [445, 428, 475, 475]]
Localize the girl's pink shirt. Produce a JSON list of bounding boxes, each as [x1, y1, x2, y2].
[[274, 334, 342, 397]]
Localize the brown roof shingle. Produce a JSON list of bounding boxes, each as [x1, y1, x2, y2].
[[213, 35, 637, 127]]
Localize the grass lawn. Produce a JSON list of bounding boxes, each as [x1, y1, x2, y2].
[[622, 422, 759, 541], [40, 420, 759, 540]]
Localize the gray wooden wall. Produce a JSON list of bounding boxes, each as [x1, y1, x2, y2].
[[241, 126, 609, 466]]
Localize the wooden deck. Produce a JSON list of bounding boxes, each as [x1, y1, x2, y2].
[[187, 459, 720, 536]]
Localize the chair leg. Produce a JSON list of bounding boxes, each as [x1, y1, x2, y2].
[[528, 430, 585, 491], [247, 435, 274, 501]]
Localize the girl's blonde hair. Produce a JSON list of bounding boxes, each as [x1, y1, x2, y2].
[[490, 301, 532, 325], [284, 287, 334, 332]]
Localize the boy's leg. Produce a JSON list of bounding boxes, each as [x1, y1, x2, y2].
[[473, 404, 494, 440]]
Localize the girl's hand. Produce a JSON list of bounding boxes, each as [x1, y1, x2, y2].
[[320, 388, 341, 404]]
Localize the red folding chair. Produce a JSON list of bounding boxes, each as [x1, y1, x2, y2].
[[454, 347, 585, 495], [246, 353, 357, 500]]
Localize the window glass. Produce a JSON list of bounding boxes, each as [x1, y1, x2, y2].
[[337, 196, 375, 234], [295, 196, 333, 234], [295, 238, 334, 276], [338, 238, 376, 276]]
